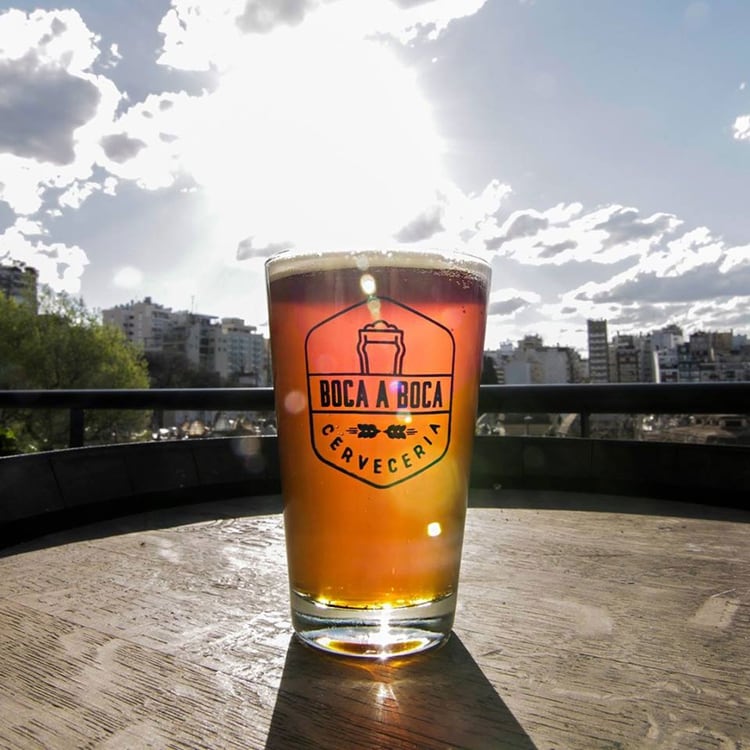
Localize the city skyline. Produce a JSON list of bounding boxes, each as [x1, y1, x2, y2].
[[99, 288, 747, 353], [2, 1, 750, 352]]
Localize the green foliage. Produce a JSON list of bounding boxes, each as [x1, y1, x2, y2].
[[481, 355, 499, 385], [144, 350, 224, 389], [0, 288, 151, 452], [0, 425, 19, 455]]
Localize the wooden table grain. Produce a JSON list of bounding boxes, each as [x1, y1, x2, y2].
[[1, 489, 748, 749]]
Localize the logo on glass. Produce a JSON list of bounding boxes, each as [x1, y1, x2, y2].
[[306, 297, 455, 488]]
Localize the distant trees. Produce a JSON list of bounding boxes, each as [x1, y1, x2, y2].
[[144, 350, 224, 389], [481, 355, 499, 384], [0, 288, 150, 452]]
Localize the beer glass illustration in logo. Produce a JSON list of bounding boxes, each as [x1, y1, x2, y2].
[[266, 249, 490, 658], [357, 320, 405, 375]]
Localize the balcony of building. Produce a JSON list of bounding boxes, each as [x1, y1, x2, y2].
[[1, 382, 748, 544]]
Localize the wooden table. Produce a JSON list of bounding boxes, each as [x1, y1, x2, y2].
[[1, 489, 748, 749]]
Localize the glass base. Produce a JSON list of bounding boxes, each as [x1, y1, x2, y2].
[[290, 590, 455, 659]]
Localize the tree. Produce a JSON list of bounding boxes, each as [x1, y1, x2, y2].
[[144, 350, 224, 389], [0, 288, 151, 452], [481, 355, 499, 385]]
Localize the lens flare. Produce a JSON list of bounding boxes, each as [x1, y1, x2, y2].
[[360, 273, 376, 295], [367, 297, 381, 318], [284, 390, 307, 414]]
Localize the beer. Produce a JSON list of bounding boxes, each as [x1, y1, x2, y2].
[[266, 249, 489, 658]]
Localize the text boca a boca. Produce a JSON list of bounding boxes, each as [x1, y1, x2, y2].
[[312, 376, 450, 412]]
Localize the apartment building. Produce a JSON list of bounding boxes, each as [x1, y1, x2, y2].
[[587, 319, 610, 383], [487, 335, 584, 384], [102, 299, 270, 384], [0, 262, 38, 309], [102, 297, 172, 352]]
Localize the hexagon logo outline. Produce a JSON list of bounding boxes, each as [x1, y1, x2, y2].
[[305, 296, 455, 488]]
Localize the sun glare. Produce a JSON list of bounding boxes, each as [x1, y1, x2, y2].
[[184, 15, 444, 255]]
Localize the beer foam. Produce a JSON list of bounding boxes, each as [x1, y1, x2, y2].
[[265, 249, 490, 283]]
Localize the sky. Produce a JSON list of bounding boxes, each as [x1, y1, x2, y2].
[[1, 0, 750, 353]]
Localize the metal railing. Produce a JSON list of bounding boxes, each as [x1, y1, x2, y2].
[[1, 382, 749, 448]]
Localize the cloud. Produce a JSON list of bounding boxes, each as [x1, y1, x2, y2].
[[379, 0, 490, 43], [733, 115, 750, 141], [486, 203, 681, 269], [504, 211, 549, 241], [95, 91, 206, 190], [0, 2, 498, 309], [112, 265, 144, 290], [486, 204, 579, 252], [536, 239, 577, 259], [158, 0, 489, 72], [101, 134, 148, 164], [0, 52, 100, 164], [394, 205, 444, 242], [480, 197, 750, 350], [564, 228, 750, 326], [58, 179, 113, 209], [489, 297, 531, 316], [0, 220, 88, 292], [2, 1, 747, 356], [236, 236, 293, 259], [575, 264, 750, 305], [0, 9, 122, 214], [236, 0, 321, 33], [488, 288, 541, 317], [593, 207, 679, 249]]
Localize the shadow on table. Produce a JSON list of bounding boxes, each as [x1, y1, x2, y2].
[[265, 634, 537, 750]]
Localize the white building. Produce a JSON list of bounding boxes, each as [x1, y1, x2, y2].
[[102, 297, 173, 352], [0, 262, 38, 309], [102, 299, 270, 384], [487, 335, 583, 384], [212, 318, 268, 383]]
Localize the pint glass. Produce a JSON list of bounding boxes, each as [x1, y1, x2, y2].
[[265, 249, 490, 658]]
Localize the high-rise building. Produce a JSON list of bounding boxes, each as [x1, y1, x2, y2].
[[587, 319, 610, 383], [102, 297, 173, 351], [0, 262, 38, 310], [487, 335, 584, 384], [212, 318, 268, 383], [102, 299, 271, 384], [612, 334, 640, 383]]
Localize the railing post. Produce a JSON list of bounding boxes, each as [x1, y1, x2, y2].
[[580, 412, 590, 438], [69, 408, 84, 448]]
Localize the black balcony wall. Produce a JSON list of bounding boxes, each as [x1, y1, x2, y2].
[[2, 434, 748, 547], [0, 437, 280, 546], [471, 436, 750, 505]]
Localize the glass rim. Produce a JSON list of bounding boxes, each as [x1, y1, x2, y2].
[[264, 247, 491, 280]]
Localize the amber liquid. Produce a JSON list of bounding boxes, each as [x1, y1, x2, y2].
[[268, 259, 488, 610]]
